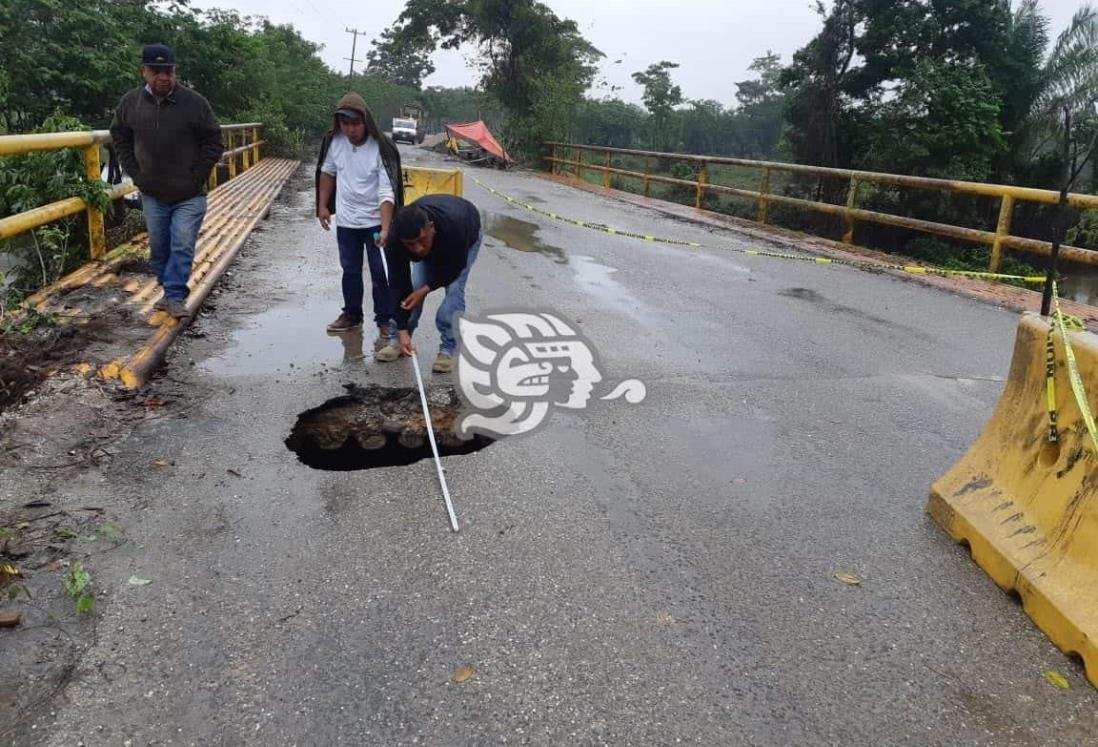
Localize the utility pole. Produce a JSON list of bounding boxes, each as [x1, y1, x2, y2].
[[345, 27, 364, 77]]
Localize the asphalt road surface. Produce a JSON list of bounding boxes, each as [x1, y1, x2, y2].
[[33, 145, 1098, 745]]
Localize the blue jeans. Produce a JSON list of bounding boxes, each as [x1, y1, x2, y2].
[[408, 234, 481, 354], [336, 226, 396, 329], [143, 194, 207, 301]]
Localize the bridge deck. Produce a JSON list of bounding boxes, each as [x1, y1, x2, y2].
[[25, 157, 299, 387]]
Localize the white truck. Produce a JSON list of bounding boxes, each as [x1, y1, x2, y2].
[[391, 117, 420, 144]]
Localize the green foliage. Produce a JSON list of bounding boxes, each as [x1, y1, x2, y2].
[[903, 237, 1042, 287], [1066, 209, 1098, 249], [0, 0, 139, 131], [63, 561, 94, 615], [0, 112, 110, 299], [631, 61, 683, 152], [375, 0, 603, 158], [862, 58, 1007, 181], [573, 99, 646, 149], [367, 27, 436, 89]]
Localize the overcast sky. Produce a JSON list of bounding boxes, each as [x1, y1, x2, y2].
[[189, 0, 1092, 108]]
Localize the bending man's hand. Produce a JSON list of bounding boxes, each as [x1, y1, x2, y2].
[[400, 286, 430, 311], [399, 330, 415, 356]]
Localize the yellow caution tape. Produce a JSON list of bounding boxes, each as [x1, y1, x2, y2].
[[1051, 282, 1098, 454], [470, 175, 1048, 286], [469, 175, 703, 248]]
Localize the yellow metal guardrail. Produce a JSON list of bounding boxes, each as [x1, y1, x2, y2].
[[544, 143, 1098, 270], [0, 123, 263, 260]]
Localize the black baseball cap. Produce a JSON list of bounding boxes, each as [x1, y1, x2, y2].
[[142, 44, 176, 66]]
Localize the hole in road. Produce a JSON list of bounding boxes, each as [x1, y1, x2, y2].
[[487, 214, 568, 264], [285, 384, 493, 471]]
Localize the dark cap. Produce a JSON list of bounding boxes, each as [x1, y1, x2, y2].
[[335, 108, 363, 121], [142, 44, 176, 66]]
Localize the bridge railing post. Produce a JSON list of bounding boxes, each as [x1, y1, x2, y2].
[[643, 156, 652, 198], [227, 130, 237, 179], [990, 194, 1015, 274], [574, 146, 583, 182], [82, 144, 106, 259], [252, 125, 260, 164], [603, 149, 612, 189], [757, 167, 771, 224], [696, 161, 708, 210], [842, 177, 861, 244]]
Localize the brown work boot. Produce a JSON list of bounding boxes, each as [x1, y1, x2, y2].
[[432, 352, 455, 373], [327, 313, 362, 332]]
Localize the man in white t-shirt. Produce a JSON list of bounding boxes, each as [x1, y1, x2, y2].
[[315, 93, 404, 342]]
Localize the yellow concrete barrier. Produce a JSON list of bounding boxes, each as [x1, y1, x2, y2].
[[403, 166, 463, 204], [928, 312, 1098, 687]]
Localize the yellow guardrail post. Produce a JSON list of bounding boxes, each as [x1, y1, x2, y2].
[[990, 194, 1015, 274], [757, 167, 772, 225], [83, 144, 106, 259], [603, 150, 612, 189], [227, 130, 237, 179], [843, 177, 861, 244], [696, 161, 708, 210]]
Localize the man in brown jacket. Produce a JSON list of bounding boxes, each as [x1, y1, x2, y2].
[[110, 43, 224, 319]]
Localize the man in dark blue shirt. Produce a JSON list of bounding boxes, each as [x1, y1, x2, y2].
[[379, 194, 482, 373]]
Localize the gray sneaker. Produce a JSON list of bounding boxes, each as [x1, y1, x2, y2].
[[153, 296, 170, 311], [375, 343, 402, 362], [165, 300, 190, 320], [432, 352, 455, 373]]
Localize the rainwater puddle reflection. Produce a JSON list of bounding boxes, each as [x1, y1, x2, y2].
[[201, 301, 366, 376], [487, 214, 568, 264]]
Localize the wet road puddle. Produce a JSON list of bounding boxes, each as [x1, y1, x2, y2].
[[285, 383, 493, 470], [487, 214, 568, 264], [201, 300, 371, 376]]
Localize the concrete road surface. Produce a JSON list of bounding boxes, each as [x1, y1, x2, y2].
[[32, 145, 1098, 745]]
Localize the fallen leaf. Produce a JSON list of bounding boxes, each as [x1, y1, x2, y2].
[[154, 459, 170, 467], [0, 610, 23, 628], [21, 500, 51, 509], [127, 576, 152, 587], [53, 526, 78, 540], [655, 612, 675, 626], [1044, 670, 1070, 689], [833, 570, 862, 585], [227, 469, 242, 478], [451, 665, 476, 684]]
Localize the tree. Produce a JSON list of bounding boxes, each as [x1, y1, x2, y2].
[[372, 0, 602, 157], [631, 61, 683, 151], [0, 0, 140, 130], [573, 98, 647, 148], [733, 52, 786, 158], [861, 58, 1007, 180], [367, 27, 436, 88], [780, 0, 859, 168]]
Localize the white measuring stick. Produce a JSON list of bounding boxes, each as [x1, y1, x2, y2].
[[410, 349, 460, 532], [376, 232, 460, 532]]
